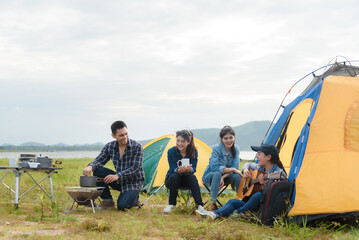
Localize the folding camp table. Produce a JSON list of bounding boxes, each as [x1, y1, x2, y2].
[[0, 166, 61, 208]]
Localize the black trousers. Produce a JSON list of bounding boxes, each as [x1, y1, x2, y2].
[[165, 173, 203, 206]]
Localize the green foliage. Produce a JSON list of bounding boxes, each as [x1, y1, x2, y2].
[[26, 194, 60, 223], [82, 219, 111, 232], [0, 157, 357, 239]]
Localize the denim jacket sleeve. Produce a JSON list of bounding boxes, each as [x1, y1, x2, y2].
[[209, 145, 224, 173], [242, 162, 259, 171]]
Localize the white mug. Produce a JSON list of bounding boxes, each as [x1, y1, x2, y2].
[[177, 158, 190, 167]]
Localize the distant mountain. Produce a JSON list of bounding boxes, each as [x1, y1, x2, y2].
[[73, 142, 104, 146], [0, 121, 272, 151], [20, 142, 46, 147], [1, 143, 15, 146], [137, 121, 271, 150], [192, 121, 271, 150], [233, 121, 272, 150], [192, 128, 221, 146], [0, 142, 105, 151], [55, 143, 70, 147]]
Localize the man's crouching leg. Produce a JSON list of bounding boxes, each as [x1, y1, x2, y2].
[[93, 167, 117, 201], [117, 190, 140, 211]]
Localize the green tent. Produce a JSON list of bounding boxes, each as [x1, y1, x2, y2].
[[142, 134, 212, 193]]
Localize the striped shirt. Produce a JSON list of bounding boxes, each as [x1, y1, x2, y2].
[[89, 139, 145, 191]]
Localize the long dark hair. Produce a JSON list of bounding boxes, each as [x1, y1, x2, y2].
[[219, 125, 237, 158], [176, 129, 196, 159], [266, 153, 287, 175]]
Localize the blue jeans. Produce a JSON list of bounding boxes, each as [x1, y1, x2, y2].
[[93, 167, 140, 211], [209, 171, 241, 203], [214, 192, 262, 217]]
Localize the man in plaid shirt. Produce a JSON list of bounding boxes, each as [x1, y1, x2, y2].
[[83, 120, 145, 210]]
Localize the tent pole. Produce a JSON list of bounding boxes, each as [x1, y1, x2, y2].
[[139, 183, 165, 208]]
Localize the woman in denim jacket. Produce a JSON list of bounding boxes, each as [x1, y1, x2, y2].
[[202, 126, 242, 210], [196, 144, 287, 220]]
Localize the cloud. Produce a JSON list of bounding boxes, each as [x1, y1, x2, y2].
[[0, 0, 359, 145]]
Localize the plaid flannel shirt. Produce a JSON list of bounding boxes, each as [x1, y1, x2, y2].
[[89, 139, 145, 192]]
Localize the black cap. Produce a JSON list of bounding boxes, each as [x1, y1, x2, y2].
[[251, 144, 279, 160]]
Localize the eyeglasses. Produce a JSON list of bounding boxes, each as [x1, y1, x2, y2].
[[256, 151, 263, 156], [176, 130, 191, 137]]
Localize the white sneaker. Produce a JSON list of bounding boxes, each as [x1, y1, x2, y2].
[[163, 205, 175, 213], [195, 208, 217, 221], [197, 205, 205, 212], [206, 211, 217, 221], [195, 205, 206, 219], [195, 210, 206, 219]]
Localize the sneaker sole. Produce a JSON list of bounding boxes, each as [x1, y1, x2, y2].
[[163, 208, 174, 213], [195, 210, 207, 219], [206, 214, 215, 221]]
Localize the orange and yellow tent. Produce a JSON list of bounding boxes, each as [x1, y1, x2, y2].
[[265, 61, 359, 224]]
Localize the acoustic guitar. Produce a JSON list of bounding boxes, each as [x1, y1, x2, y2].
[[236, 169, 282, 202]]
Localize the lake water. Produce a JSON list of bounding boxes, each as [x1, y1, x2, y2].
[[240, 151, 256, 160], [0, 151, 100, 159], [0, 150, 256, 160]]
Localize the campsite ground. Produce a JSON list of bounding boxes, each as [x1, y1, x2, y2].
[[0, 158, 358, 240]]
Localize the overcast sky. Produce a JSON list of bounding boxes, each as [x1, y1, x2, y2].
[[0, 0, 358, 145]]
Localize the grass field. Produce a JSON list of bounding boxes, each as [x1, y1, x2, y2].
[[0, 158, 358, 240]]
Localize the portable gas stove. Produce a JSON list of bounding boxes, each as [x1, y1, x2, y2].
[[64, 187, 104, 213]]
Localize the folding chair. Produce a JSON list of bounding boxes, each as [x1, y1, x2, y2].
[[178, 187, 192, 208], [202, 182, 229, 207], [139, 183, 165, 208], [162, 187, 192, 209], [140, 183, 192, 208]]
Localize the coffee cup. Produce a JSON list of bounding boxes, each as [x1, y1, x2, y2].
[[177, 158, 190, 167]]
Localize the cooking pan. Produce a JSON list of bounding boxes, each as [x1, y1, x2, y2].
[[37, 157, 62, 168], [80, 176, 104, 187]]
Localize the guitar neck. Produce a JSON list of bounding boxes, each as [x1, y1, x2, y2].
[[251, 175, 267, 184], [250, 171, 282, 183], [251, 179, 261, 184]]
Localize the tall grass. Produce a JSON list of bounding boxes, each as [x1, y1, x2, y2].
[[0, 157, 358, 239]]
